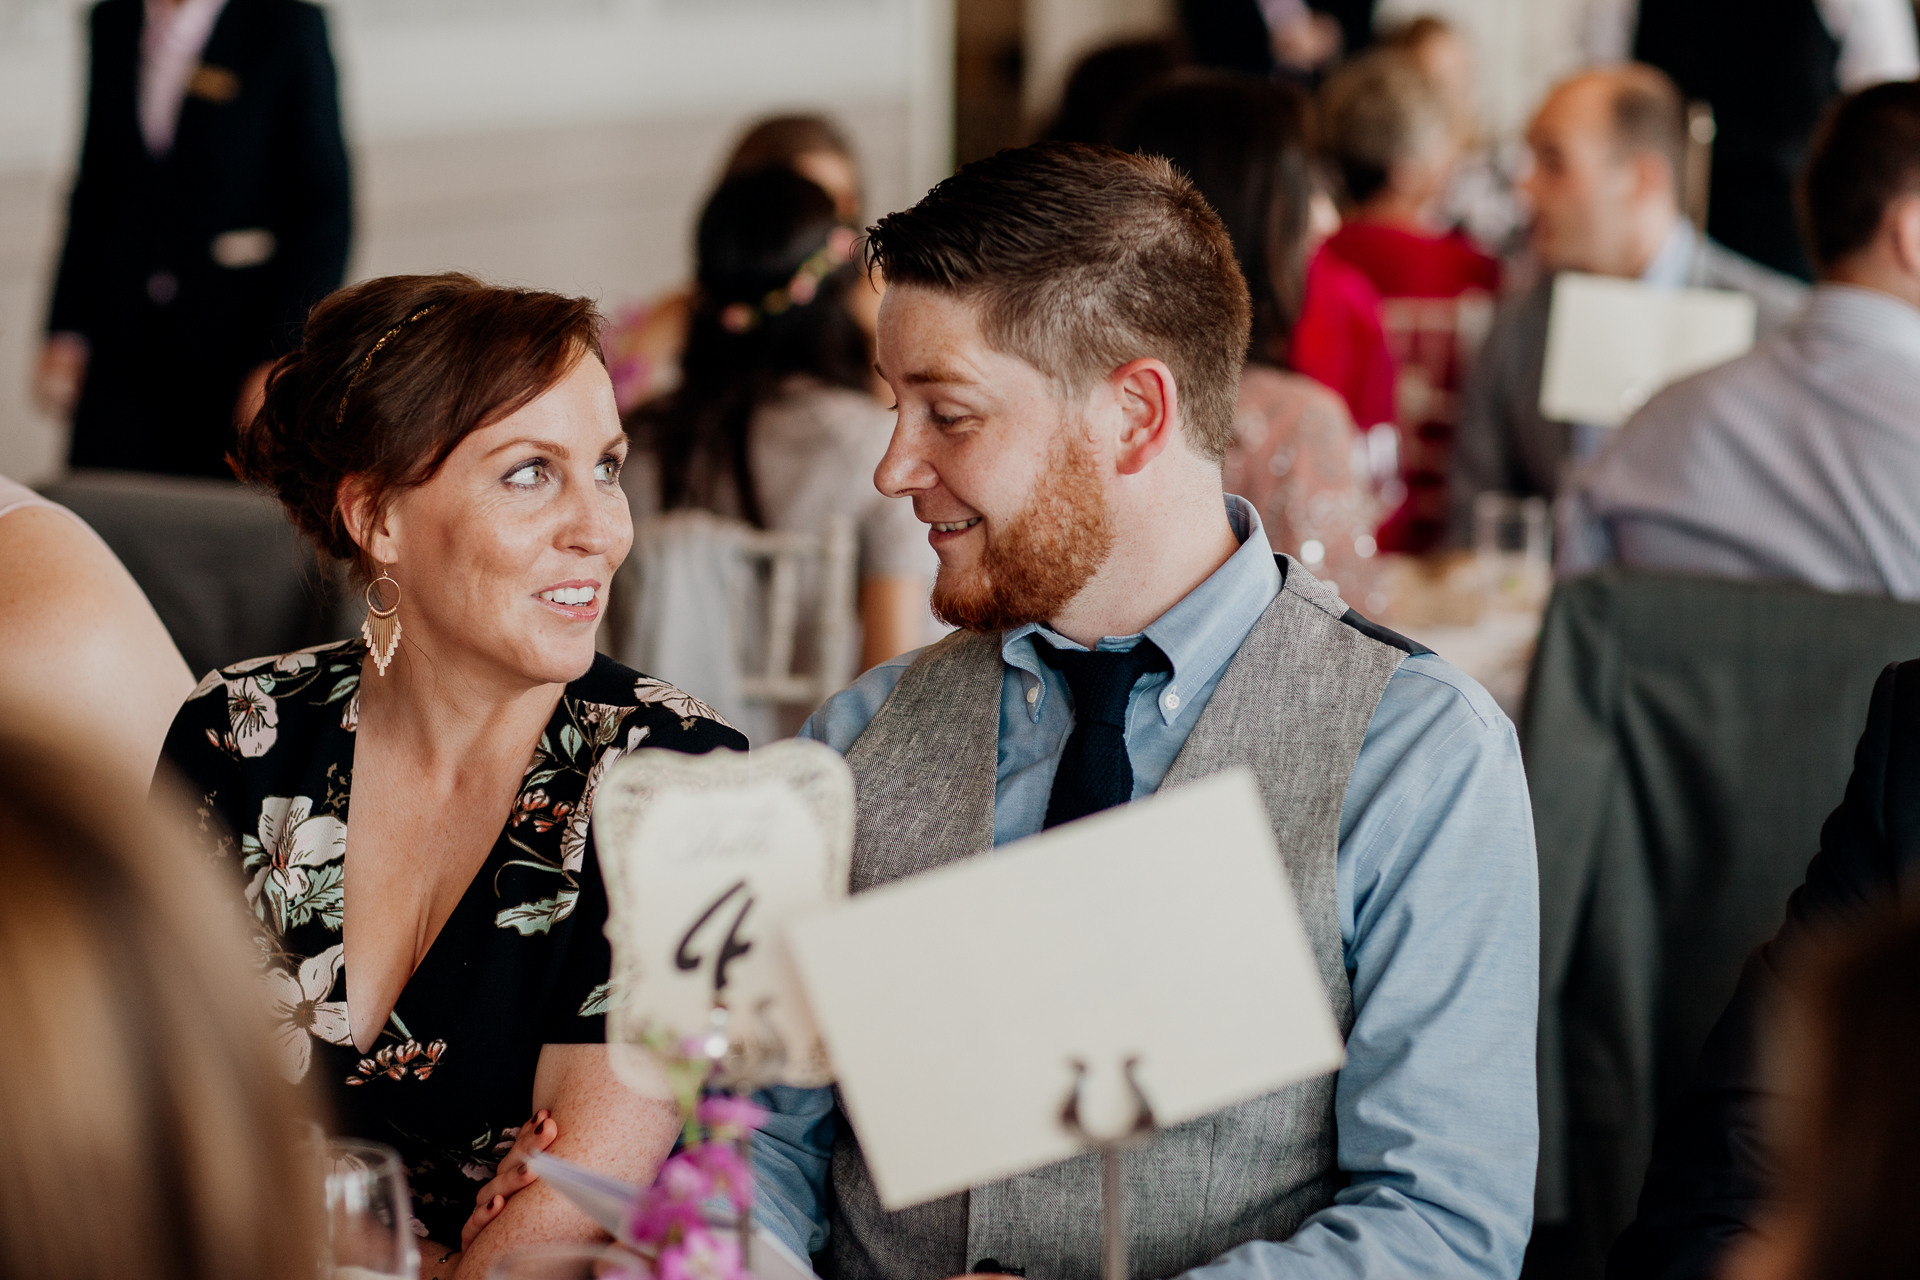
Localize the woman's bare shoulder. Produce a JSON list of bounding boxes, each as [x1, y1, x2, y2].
[[0, 504, 192, 778]]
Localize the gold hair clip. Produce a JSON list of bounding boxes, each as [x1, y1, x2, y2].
[[335, 304, 438, 425]]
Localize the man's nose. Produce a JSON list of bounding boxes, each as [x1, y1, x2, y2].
[[874, 423, 935, 500]]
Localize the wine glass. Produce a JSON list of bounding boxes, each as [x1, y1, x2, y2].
[[486, 1243, 651, 1279], [324, 1138, 421, 1280]]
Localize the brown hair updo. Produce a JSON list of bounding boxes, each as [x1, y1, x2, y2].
[[233, 273, 605, 576]]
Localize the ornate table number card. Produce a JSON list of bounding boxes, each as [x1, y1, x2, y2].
[[593, 740, 852, 1091]]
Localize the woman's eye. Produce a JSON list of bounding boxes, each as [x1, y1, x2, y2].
[[595, 457, 622, 483], [505, 462, 544, 487]]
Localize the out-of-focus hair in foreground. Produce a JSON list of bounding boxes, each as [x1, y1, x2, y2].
[[1723, 906, 1920, 1280], [0, 736, 322, 1280]]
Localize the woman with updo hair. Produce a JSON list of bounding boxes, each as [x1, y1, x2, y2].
[[162, 272, 746, 1277]]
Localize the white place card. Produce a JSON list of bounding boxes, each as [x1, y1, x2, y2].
[[1540, 271, 1758, 428], [593, 740, 852, 1090], [783, 769, 1345, 1210]]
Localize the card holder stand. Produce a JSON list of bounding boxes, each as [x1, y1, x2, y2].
[[699, 1000, 792, 1273], [1058, 1056, 1158, 1280]]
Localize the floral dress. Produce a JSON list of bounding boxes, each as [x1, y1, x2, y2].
[[163, 638, 745, 1244]]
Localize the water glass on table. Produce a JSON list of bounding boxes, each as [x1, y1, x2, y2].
[[486, 1243, 650, 1279], [324, 1137, 421, 1280], [1472, 491, 1551, 612]]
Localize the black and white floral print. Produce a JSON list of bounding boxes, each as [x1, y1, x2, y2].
[[165, 638, 743, 1244]]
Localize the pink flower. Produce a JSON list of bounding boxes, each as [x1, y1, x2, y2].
[[657, 1152, 714, 1203], [626, 1194, 705, 1246], [690, 1142, 754, 1211], [696, 1094, 767, 1140], [657, 1226, 743, 1280]]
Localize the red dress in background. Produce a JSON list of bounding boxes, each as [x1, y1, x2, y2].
[[1291, 249, 1397, 436], [1321, 222, 1500, 553]]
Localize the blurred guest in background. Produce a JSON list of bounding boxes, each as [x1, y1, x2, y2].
[[1715, 906, 1920, 1280], [36, 0, 350, 480], [628, 168, 937, 686], [1292, 209, 1400, 454], [722, 113, 863, 221], [1612, 652, 1920, 1276], [173, 273, 744, 1278], [1628, 0, 1918, 281], [1318, 46, 1499, 552], [0, 732, 323, 1280], [1117, 74, 1381, 596], [1452, 64, 1806, 545], [1381, 15, 1529, 259], [0, 475, 191, 791], [1041, 36, 1184, 145], [1180, 0, 1363, 77], [1170, 11, 1398, 441], [1560, 82, 1920, 598], [605, 113, 869, 414]]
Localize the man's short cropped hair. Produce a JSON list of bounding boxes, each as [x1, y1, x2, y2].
[[864, 142, 1252, 462], [1316, 48, 1450, 206], [1601, 64, 1688, 197], [1799, 81, 1920, 270]]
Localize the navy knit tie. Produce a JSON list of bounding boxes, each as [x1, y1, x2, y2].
[[1039, 638, 1171, 830]]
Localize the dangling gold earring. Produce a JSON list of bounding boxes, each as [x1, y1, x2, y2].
[[362, 573, 402, 676]]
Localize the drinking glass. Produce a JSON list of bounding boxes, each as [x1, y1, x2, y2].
[[324, 1138, 420, 1280], [1472, 491, 1551, 611], [486, 1244, 651, 1280]]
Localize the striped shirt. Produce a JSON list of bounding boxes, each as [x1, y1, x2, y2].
[[1559, 284, 1920, 599]]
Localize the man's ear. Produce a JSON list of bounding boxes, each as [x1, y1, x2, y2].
[[1632, 149, 1677, 209], [1886, 194, 1920, 277], [1109, 358, 1180, 477], [337, 476, 397, 567]]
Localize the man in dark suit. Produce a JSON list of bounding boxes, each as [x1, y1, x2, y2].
[[35, 0, 350, 480], [1608, 659, 1920, 1277]]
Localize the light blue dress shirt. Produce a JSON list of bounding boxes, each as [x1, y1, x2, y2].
[[751, 497, 1540, 1280]]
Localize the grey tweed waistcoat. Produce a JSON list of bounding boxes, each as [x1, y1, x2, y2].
[[829, 559, 1410, 1280]]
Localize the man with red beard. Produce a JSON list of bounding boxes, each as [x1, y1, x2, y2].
[[751, 144, 1539, 1280]]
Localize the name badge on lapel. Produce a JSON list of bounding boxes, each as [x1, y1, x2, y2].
[[187, 64, 241, 104], [211, 228, 277, 269]]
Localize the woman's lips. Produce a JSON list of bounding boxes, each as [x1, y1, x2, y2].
[[534, 582, 601, 619]]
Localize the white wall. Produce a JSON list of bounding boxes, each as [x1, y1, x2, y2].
[[0, 0, 953, 482]]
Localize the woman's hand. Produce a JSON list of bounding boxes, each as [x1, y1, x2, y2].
[[460, 1109, 558, 1251], [451, 1045, 680, 1279]]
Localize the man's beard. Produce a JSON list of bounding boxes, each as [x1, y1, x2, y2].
[[930, 430, 1116, 634]]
